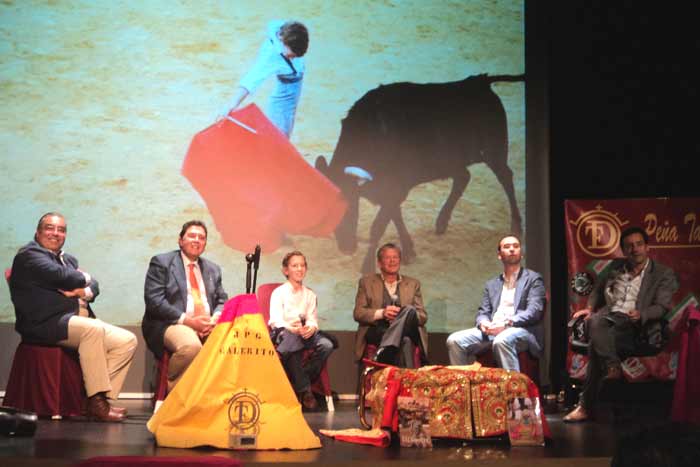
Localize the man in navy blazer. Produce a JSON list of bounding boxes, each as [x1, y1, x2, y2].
[[446, 234, 546, 371], [142, 220, 228, 392], [9, 212, 137, 422]]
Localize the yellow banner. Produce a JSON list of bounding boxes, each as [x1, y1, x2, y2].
[[147, 294, 321, 450]]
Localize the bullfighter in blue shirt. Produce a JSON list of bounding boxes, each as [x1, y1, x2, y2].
[[223, 20, 309, 138]]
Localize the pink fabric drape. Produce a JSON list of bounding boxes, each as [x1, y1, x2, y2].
[[671, 305, 700, 424]]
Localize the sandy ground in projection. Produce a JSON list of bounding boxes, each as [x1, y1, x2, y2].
[[0, 0, 525, 332]]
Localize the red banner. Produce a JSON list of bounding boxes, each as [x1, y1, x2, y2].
[[564, 198, 700, 382]]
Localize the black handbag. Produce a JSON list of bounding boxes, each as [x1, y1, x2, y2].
[[568, 315, 589, 354], [633, 318, 670, 357], [569, 314, 670, 357]]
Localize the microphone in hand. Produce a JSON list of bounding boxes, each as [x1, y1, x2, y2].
[[384, 294, 400, 321], [390, 294, 399, 307]]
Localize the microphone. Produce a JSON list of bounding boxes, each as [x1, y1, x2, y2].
[[390, 294, 399, 307]]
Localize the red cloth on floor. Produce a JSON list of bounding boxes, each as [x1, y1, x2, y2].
[[671, 305, 700, 424], [182, 104, 347, 253], [319, 428, 391, 448]]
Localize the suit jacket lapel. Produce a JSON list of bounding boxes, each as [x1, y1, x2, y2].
[[492, 281, 503, 317], [636, 260, 654, 310], [199, 258, 213, 303], [513, 271, 525, 311], [171, 252, 188, 307], [61, 252, 77, 269], [372, 274, 384, 307], [398, 278, 412, 307]]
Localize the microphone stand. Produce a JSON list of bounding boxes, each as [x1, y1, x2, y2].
[[245, 244, 262, 294], [245, 253, 254, 294], [252, 245, 261, 293]]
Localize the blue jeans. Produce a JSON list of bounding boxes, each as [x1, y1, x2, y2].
[[445, 326, 540, 372]]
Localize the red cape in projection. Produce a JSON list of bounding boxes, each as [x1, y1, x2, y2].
[[182, 104, 347, 253]]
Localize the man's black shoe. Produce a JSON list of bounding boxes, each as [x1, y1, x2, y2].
[[373, 346, 398, 365]]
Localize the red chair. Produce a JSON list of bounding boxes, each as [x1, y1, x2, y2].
[[357, 340, 423, 405], [356, 309, 426, 418], [4, 343, 86, 418], [363, 343, 423, 367], [476, 348, 541, 387], [152, 351, 171, 413], [475, 292, 549, 387], [357, 342, 425, 428], [256, 283, 335, 411], [4, 267, 87, 418]]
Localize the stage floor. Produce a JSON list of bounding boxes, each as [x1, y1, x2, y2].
[[1, 399, 616, 467]]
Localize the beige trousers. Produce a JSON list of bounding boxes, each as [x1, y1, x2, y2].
[[163, 324, 203, 392], [57, 316, 137, 399]]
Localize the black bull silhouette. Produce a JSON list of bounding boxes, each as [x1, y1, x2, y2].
[[315, 74, 524, 273]]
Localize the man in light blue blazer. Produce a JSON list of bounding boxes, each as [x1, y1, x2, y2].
[[142, 220, 228, 391], [446, 234, 546, 371]]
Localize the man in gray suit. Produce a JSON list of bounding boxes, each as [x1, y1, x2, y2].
[[446, 234, 546, 371], [142, 220, 228, 391], [353, 243, 428, 367], [564, 226, 678, 422]]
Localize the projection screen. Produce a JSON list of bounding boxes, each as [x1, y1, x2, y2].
[[0, 0, 526, 333]]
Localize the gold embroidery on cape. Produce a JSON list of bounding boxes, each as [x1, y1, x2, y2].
[[366, 366, 533, 440], [471, 370, 529, 437], [403, 367, 472, 439]]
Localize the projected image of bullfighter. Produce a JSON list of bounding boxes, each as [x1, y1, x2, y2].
[[315, 74, 524, 273]]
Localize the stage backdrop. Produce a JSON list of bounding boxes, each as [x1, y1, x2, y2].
[[564, 198, 700, 381], [0, 0, 526, 333]]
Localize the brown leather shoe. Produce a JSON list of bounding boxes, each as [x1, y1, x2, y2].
[[110, 405, 128, 416], [300, 390, 318, 411], [563, 405, 589, 423], [603, 364, 623, 381], [87, 393, 125, 423]]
